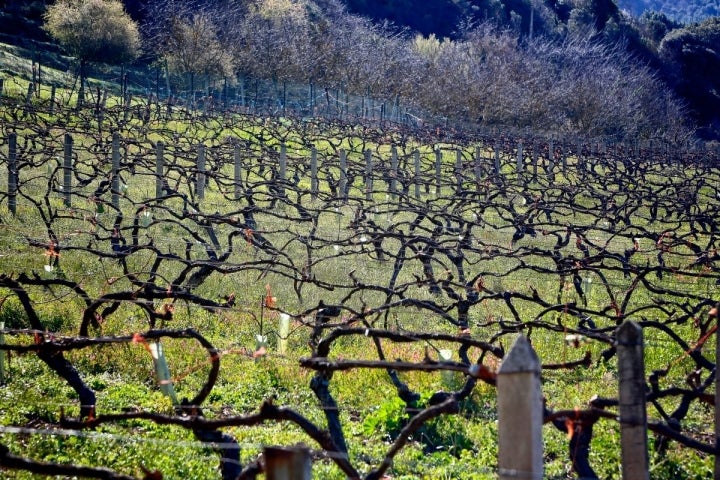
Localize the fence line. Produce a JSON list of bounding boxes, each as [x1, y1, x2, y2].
[[5, 73, 720, 150], [5, 132, 718, 214]]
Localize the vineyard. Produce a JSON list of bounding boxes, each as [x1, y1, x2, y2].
[[0, 75, 720, 479]]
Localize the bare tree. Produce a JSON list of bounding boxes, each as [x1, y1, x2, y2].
[[142, 0, 237, 96]]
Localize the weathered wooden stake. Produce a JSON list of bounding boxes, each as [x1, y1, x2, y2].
[[63, 134, 73, 207], [8, 132, 17, 215], [123, 94, 131, 122], [234, 145, 242, 201], [25, 82, 33, 107], [617, 321, 649, 480], [390, 146, 398, 197], [310, 147, 318, 200], [577, 139, 583, 171], [339, 149, 347, 201], [498, 335, 543, 480], [516, 140, 523, 173], [279, 143, 287, 187], [196, 144, 206, 200], [414, 149, 421, 199], [264, 446, 312, 480], [494, 141, 501, 176], [155, 142, 165, 198], [455, 149, 463, 192], [364, 149, 373, 201], [111, 133, 121, 210], [49, 85, 56, 114], [473, 145, 482, 184], [434, 148, 442, 196]]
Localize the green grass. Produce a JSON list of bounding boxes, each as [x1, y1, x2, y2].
[[0, 73, 718, 479]]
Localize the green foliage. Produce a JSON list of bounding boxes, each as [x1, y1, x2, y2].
[[417, 412, 475, 456], [0, 296, 26, 329], [362, 395, 408, 438], [659, 17, 720, 135], [640, 11, 682, 44], [43, 0, 140, 65], [0, 296, 72, 332]]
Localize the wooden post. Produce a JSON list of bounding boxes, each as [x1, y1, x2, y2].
[[8, 132, 17, 215], [364, 149, 373, 201], [548, 139, 555, 174], [531, 143, 539, 178], [264, 446, 312, 480], [196, 144, 206, 200], [100, 90, 108, 117], [279, 143, 287, 188], [434, 148, 442, 196], [516, 140, 523, 173], [111, 133, 121, 210], [234, 145, 242, 201], [148, 341, 178, 404], [49, 85, 56, 114], [0, 78, 3, 98], [155, 142, 164, 198], [310, 147, 318, 200], [339, 149, 347, 201], [577, 139, 583, 171], [63, 134, 73, 207], [617, 321, 649, 480], [455, 149, 463, 193], [414, 149, 421, 199], [124, 94, 131, 122], [473, 145, 482, 184], [25, 82, 33, 107], [390, 145, 398, 198], [497, 335, 543, 480], [494, 141, 501, 176]]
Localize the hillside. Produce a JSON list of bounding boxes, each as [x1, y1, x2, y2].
[[342, 0, 719, 34], [616, 0, 719, 23]]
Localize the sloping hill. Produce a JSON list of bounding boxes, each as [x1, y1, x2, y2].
[[616, 0, 719, 23]]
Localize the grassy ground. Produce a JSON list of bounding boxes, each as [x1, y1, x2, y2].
[[0, 72, 718, 480]]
